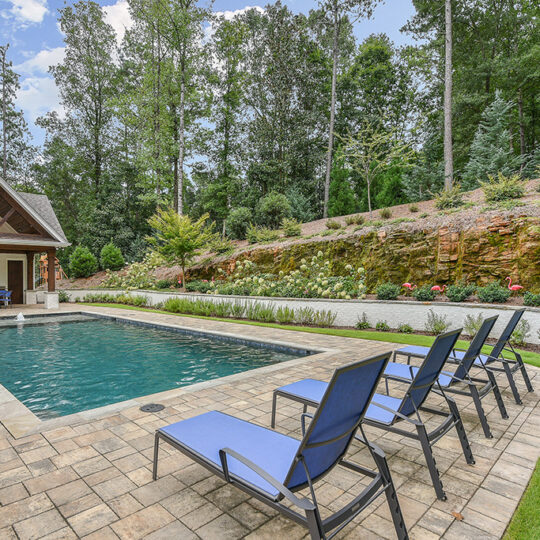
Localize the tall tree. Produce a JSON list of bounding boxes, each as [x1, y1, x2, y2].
[[319, 0, 381, 217], [443, 0, 453, 189], [50, 1, 117, 195], [0, 44, 32, 184]]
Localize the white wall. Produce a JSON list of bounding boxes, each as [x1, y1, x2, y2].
[[56, 288, 540, 345], [0, 253, 27, 302]]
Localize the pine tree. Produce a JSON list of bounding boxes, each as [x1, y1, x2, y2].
[[463, 91, 522, 189], [0, 44, 33, 184], [328, 156, 357, 217]]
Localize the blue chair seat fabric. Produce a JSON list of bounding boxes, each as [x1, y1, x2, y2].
[[396, 345, 485, 367], [159, 411, 299, 498], [277, 379, 400, 425], [384, 362, 454, 388]]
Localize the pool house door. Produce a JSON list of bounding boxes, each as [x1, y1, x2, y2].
[[8, 260, 24, 304]]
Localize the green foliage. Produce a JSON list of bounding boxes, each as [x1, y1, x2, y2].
[[376, 282, 400, 300], [409, 204, 419, 213], [69, 246, 98, 278], [510, 320, 531, 346], [434, 185, 464, 210], [524, 292, 540, 307], [81, 293, 149, 307], [246, 225, 281, 244], [226, 207, 252, 240], [185, 280, 214, 293], [379, 208, 392, 219], [375, 320, 390, 331], [155, 279, 175, 289], [208, 236, 235, 255], [325, 219, 342, 230], [477, 282, 511, 303], [446, 283, 476, 303], [464, 92, 523, 188], [345, 214, 364, 226], [419, 212, 428, 218], [424, 309, 450, 335], [102, 251, 163, 290], [398, 323, 413, 334], [463, 313, 484, 338], [356, 312, 370, 330], [328, 157, 357, 217], [100, 242, 125, 271], [412, 285, 436, 301], [276, 306, 295, 324], [58, 290, 70, 303], [147, 209, 217, 284], [481, 172, 525, 202], [256, 192, 291, 229], [281, 218, 302, 237]]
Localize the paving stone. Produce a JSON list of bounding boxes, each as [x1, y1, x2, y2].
[[110, 504, 175, 540], [13, 508, 66, 540], [24, 468, 78, 495], [40, 526, 78, 539], [108, 494, 144, 519], [81, 526, 119, 540], [58, 494, 103, 519], [47, 479, 92, 506], [145, 520, 198, 540], [0, 493, 53, 528], [131, 475, 184, 506], [0, 482, 28, 505], [93, 475, 137, 502], [195, 513, 248, 540], [466, 487, 517, 522], [67, 503, 118, 537]]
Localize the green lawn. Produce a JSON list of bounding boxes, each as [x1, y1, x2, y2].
[[503, 460, 540, 539], [81, 303, 540, 368]]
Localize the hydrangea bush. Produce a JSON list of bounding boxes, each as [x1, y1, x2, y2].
[[205, 252, 366, 299], [102, 251, 165, 290]]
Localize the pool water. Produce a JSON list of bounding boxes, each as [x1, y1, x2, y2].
[[1, 317, 305, 419]]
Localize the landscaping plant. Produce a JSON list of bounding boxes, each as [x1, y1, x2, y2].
[[434, 185, 464, 209], [446, 283, 476, 303], [376, 282, 401, 300], [375, 320, 390, 331], [325, 219, 341, 230], [69, 246, 98, 278], [523, 292, 540, 307], [100, 242, 125, 271], [481, 172, 525, 202], [510, 320, 531, 347], [412, 284, 436, 301], [477, 282, 511, 303], [463, 313, 485, 338], [398, 323, 414, 334], [281, 217, 302, 237], [226, 207, 252, 240], [356, 312, 370, 330], [424, 309, 450, 334]]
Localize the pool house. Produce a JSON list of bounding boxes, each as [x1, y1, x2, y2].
[[0, 178, 69, 308]]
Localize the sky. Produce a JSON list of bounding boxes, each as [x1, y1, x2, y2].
[[0, 0, 417, 146]]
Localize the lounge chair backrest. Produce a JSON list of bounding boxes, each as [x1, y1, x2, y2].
[[284, 352, 390, 490], [454, 315, 498, 379], [399, 329, 461, 417], [490, 309, 525, 358]]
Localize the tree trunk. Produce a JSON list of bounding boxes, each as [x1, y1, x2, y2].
[[443, 0, 453, 190], [177, 70, 185, 215], [517, 87, 526, 157], [366, 170, 372, 218], [323, 9, 339, 218], [1, 45, 7, 183]]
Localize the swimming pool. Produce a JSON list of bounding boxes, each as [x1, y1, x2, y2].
[[1, 315, 309, 419]]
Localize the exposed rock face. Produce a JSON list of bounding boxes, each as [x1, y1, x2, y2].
[[190, 214, 540, 290]]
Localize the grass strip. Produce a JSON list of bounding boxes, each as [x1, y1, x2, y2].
[[81, 303, 540, 367], [503, 459, 540, 539]]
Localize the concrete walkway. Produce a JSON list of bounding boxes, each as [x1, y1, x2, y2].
[[0, 306, 539, 539]]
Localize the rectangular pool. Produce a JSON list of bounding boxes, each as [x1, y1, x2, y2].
[[1, 315, 310, 419]]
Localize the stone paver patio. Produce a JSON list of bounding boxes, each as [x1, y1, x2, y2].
[[0, 306, 539, 539]]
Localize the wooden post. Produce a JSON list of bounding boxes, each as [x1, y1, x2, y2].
[[47, 249, 56, 293], [26, 252, 34, 291]]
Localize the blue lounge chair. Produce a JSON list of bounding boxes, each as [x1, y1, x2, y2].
[[272, 329, 474, 501], [153, 352, 408, 539], [0, 290, 11, 308], [389, 316, 507, 438]]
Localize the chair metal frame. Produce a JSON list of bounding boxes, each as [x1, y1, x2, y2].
[[154, 353, 409, 540]]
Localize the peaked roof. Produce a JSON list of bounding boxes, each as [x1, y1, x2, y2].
[[0, 179, 70, 247]]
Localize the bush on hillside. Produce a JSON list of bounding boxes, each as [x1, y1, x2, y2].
[[481, 172, 525, 202], [434, 185, 464, 210], [376, 282, 400, 300], [256, 192, 291, 229], [380, 208, 392, 219], [100, 242, 125, 271], [69, 246, 98, 278], [246, 225, 281, 244], [476, 282, 511, 303], [226, 207, 252, 240], [412, 284, 436, 301], [281, 217, 302, 237]]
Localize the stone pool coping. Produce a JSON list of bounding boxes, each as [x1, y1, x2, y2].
[[0, 308, 334, 439]]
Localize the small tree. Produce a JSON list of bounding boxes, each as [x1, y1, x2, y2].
[[147, 208, 217, 289], [337, 122, 414, 217], [69, 246, 98, 278], [100, 242, 125, 271], [328, 156, 357, 217], [463, 91, 522, 188], [256, 191, 291, 229]]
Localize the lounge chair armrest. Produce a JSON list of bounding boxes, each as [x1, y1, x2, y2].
[[370, 401, 420, 426], [219, 447, 315, 511]]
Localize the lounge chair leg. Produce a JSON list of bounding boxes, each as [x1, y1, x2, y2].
[[305, 507, 325, 540], [271, 392, 278, 429], [516, 353, 533, 393], [373, 450, 408, 540], [416, 424, 446, 501], [487, 371, 508, 419], [447, 399, 475, 465], [503, 362, 522, 405], [470, 385, 492, 438], [152, 433, 160, 480]]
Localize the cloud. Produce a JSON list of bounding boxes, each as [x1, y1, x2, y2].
[[16, 75, 61, 122], [103, 0, 133, 44], [15, 47, 65, 75], [6, 0, 48, 24]]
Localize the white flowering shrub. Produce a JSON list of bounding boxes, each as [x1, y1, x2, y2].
[[102, 251, 165, 290], [205, 252, 366, 299]]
